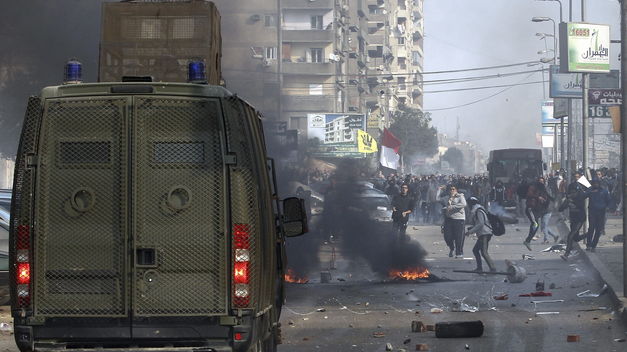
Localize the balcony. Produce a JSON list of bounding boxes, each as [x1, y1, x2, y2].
[[282, 62, 335, 75], [367, 13, 386, 23], [282, 29, 334, 43], [282, 94, 335, 112], [282, 0, 333, 9], [368, 33, 385, 45]]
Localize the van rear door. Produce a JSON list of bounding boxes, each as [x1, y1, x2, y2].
[[131, 97, 228, 335], [33, 95, 228, 339], [34, 97, 130, 327]]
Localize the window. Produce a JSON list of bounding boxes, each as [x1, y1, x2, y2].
[[309, 84, 323, 95], [398, 77, 406, 91], [310, 48, 323, 63], [153, 142, 205, 163], [412, 51, 422, 65], [398, 57, 407, 70], [172, 18, 195, 39], [265, 47, 277, 59], [264, 15, 276, 27], [397, 37, 405, 45], [311, 15, 323, 30], [398, 0, 407, 10]]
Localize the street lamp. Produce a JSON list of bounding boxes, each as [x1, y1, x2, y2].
[[535, 0, 563, 23], [531, 17, 557, 64]]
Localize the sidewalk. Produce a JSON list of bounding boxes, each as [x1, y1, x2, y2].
[[572, 216, 627, 323]]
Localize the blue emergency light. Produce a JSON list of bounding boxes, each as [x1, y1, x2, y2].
[[64, 59, 82, 84], [188, 60, 207, 84]]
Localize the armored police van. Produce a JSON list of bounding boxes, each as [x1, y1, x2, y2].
[[9, 62, 307, 352]]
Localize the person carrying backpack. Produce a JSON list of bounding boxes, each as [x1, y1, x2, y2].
[[466, 196, 496, 273]]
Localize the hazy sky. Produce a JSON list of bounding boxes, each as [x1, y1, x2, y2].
[[423, 0, 621, 152]]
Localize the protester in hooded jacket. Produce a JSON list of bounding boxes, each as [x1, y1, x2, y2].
[[559, 171, 587, 261], [466, 196, 496, 273], [584, 179, 612, 252], [523, 177, 557, 250]]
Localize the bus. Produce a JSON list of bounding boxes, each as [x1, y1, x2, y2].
[[487, 148, 545, 208]]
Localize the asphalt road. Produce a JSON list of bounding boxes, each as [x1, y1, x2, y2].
[[278, 221, 627, 352]]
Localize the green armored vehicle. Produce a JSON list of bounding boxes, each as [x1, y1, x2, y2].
[[9, 62, 307, 352]]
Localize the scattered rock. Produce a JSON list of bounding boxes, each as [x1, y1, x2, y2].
[[430, 308, 443, 314], [549, 283, 556, 289], [465, 344, 470, 350], [614, 338, 626, 342], [612, 234, 624, 243], [403, 338, 411, 344], [411, 321, 426, 333], [288, 320, 295, 326], [415, 343, 429, 351], [567, 335, 580, 342], [386, 343, 393, 351], [316, 308, 326, 312], [349, 324, 354, 328]]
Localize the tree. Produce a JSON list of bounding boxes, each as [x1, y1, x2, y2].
[[442, 147, 464, 174], [388, 104, 438, 159]]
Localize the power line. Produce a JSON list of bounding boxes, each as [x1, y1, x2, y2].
[[426, 73, 539, 111], [222, 59, 543, 77], [424, 80, 544, 94], [271, 68, 547, 91]]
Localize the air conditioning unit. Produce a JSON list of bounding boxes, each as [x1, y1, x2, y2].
[[250, 14, 261, 22]]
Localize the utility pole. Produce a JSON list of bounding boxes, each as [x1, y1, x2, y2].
[[621, 0, 627, 298], [566, 0, 573, 173]]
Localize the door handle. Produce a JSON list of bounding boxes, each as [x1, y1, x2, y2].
[[136, 248, 157, 268]]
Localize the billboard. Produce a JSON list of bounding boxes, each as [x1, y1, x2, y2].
[[307, 113, 367, 158], [560, 22, 610, 73], [549, 65, 619, 98]]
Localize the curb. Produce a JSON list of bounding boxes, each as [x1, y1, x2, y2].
[[574, 242, 627, 324]]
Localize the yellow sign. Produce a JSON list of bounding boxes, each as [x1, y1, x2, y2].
[[357, 129, 378, 153]]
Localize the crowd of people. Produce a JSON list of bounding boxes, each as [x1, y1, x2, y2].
[[377, 167, 622, 272]]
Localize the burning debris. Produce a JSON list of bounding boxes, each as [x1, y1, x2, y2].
[[284, 269, 309, 284], [389, 267, 431, 281]]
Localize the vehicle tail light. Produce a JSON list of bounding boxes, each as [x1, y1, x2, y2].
[[233, 224, 251, 307], [17, 263, 30, 285]]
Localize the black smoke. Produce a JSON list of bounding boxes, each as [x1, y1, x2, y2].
[[286, 159, 428, 279]]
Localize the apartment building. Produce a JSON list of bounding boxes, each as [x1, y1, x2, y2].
[[365, 0, 424, 130], [211, 0, 424, 154]]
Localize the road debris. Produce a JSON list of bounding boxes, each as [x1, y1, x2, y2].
[[411, 321, 426, 333], [612, 234, 624, 242], [465, 344, 470, 350], [577, 307, 607, 312], [535, 312, 560, 316], [426, 325, 435, 331], [522, 254, 535, 260], [385, 342, 393, 351], [403, 338, 411, 344], [576, 284, 608, 298], [614, 338, 626, 342], [430, 308, 443, 314], [373, 332, 386, 338], [549, 283, 556, 289], [531, 299, 564, 309], [567, 335, 580, 342], [542, 244, 566, 253], [435, 321, 484, 338], [493, 294, 509, 300], [519, 291, 552, 297], [316, 308, 327, 312], [415, 343, 429, 351]]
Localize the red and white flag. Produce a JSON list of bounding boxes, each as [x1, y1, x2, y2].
[[380, 128, 401, 169]]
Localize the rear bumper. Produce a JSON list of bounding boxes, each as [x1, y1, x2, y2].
[[33, 346, 233, 352], [14, 320, 253, 352]]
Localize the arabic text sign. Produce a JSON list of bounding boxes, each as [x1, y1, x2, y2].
[[588, 89, 622, 105], [550, 65, 582, 98], [541, 100, 555, 134], [589, 105, 612, 118], [564, 22, 610, 73]]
